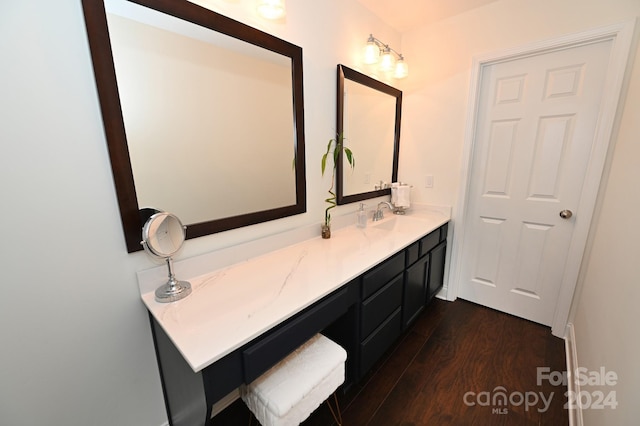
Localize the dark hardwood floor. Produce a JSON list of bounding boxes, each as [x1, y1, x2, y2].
[[212, 299, 569, 425]]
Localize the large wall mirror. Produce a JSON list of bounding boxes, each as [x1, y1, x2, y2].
[[336, 64, 401, 205], [82, 0, 306, 252]]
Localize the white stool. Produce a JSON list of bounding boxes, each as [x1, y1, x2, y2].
[[241, 333, 347, 426]]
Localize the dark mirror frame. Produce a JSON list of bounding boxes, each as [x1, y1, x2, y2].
[[81, 0, 306, 253], [336, 64, 401, 205]]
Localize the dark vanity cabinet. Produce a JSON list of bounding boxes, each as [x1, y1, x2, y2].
[[358, 251, 405, 378], [404, 252, 430, 328], [150, 222, 448, 426], [403, 223, 448, 329], [356, 222, 449, 379], [150, 284, 357, 426], [428, 237, 447, 301]]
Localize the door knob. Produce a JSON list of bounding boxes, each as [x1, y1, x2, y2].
[[559, 209, 573, 219]]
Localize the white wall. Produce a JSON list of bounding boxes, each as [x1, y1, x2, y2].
[[0, 1, 399, 425], [569, 41, 640, 425], [400, 0, 640, 424]]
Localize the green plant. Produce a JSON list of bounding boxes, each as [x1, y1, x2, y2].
[[321, 134, 354, 226]]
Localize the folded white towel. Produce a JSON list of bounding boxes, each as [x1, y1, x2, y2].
[[392, 184, 411, 208]]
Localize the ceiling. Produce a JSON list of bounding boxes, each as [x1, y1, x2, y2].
[[355, 0, 501, 32]]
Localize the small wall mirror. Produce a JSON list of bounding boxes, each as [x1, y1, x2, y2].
[[82, 0, 306, 253], [336, 64, 402, 205]]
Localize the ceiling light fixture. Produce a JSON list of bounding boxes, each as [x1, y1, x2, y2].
[[363, 34, 408, 79], [256, 0, 286, 20]]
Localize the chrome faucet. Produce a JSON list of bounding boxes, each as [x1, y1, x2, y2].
[[373, 201, 394, 221]]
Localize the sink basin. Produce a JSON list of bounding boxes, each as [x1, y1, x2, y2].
[[372, 216, 426, 234]]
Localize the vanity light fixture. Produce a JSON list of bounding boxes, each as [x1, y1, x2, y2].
[[363, 34, 408, 79], [256, 0, 286, 20]]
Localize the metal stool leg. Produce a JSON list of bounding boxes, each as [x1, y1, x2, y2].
[[326, 392, 343, 426]]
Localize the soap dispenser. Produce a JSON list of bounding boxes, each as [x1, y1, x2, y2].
[[356, 203, 367, 228]]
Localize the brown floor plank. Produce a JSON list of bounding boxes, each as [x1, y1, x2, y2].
[[371, 301, 487, 425], [339, 330, 427, 425]]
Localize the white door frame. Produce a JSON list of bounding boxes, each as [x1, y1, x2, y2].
[[447, 20, 636, 337]]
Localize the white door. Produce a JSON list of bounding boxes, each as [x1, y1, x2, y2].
[[457, 39, 612, 326]]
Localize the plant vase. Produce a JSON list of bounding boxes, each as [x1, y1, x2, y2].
[[321, 223, 331, 239], [320, 134, 354, 240]]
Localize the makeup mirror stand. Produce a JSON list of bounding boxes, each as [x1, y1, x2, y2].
[[141, 211, 192, 303], [155, 256, 192, 303]]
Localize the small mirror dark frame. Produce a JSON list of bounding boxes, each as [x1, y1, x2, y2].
[[82, 0, 306, 253], [336, 64, 401, 205]]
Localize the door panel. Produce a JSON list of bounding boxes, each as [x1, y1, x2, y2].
[[459, 39, 612, 325]]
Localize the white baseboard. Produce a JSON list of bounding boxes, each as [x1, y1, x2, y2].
[[565, 322, 583, 426]]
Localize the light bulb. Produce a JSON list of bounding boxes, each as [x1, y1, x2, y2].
[[379, 47, 395, 72], [363, 37, 380, 64], [394, 57, 408, 79], [257, 0, 286, 20]]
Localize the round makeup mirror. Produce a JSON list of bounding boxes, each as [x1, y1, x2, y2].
[[141, 211, 192, 303]]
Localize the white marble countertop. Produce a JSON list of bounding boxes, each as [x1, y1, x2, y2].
[[139, 206, 450, 372]]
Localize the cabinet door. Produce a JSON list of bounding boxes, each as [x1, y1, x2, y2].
[[403, 255, 429, 329], [427, 242, 446, 302]]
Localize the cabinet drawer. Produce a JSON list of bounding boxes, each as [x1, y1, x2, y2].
[[419, 229, 440, 257], [242, 287, 348, 383], [362, 251, 405, 299], [361, 274, 403, 338], [405, 241, 420, 267], [360, 307, 402, 377]]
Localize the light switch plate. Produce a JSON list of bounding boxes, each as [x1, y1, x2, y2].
[[425, 175, 434, 188]]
